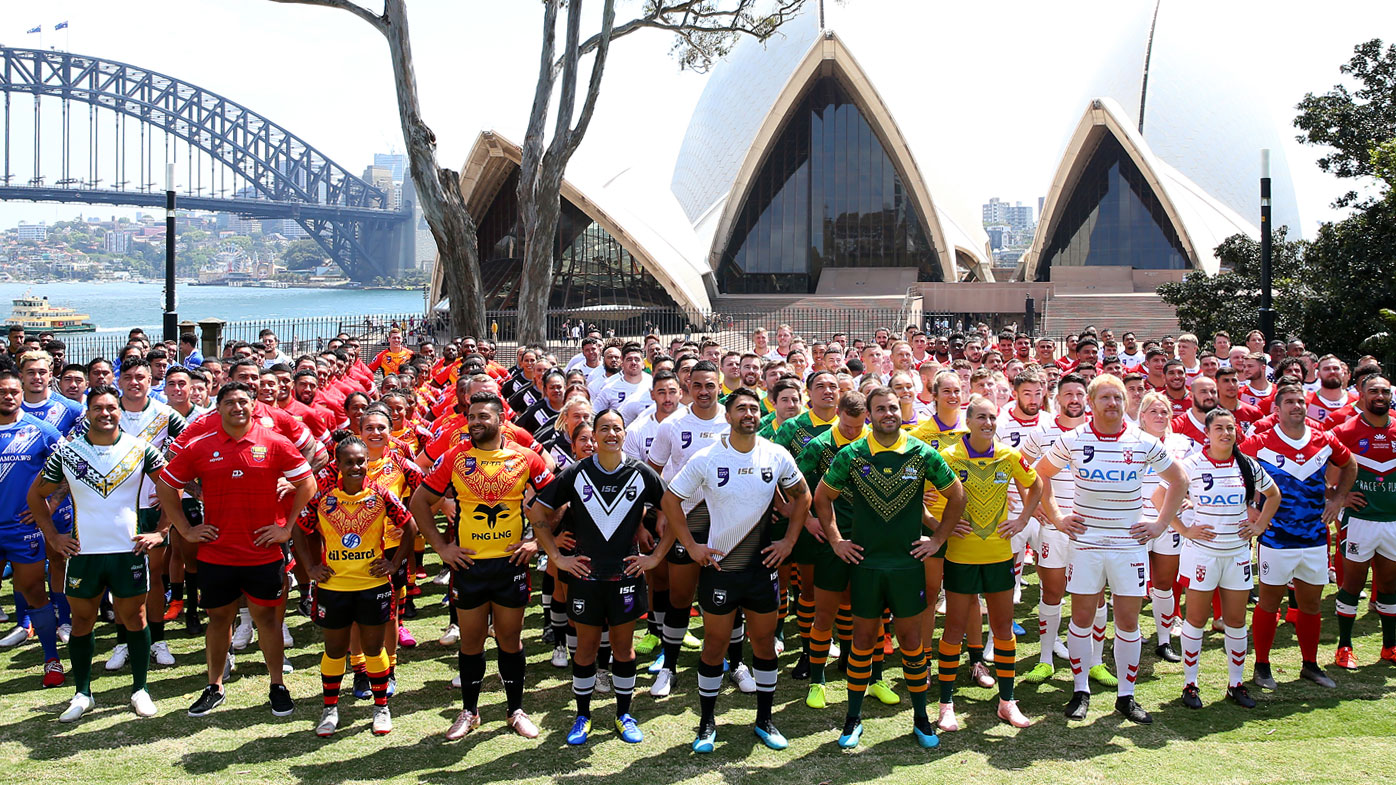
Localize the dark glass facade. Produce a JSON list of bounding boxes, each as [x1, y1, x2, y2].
[[1035, 133, 1191, 281], [717, 77, 942, 294], [476, 168, 678, 310]]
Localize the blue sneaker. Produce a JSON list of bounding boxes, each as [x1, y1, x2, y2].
[[615, 713, 643, 743], [352, 671, 372, 699], [912, 724, 940, 749], [386, 676, 396, 698], [753, 720, 788, 750], [692, 723, 717, 753], [837, 719, 863, 749], [1012, 621, 1026, 636], [566, 715, 591, 745], [648, 650, 666, 675]]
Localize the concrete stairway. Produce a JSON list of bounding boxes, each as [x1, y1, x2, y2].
[[1042, 292, 1181, 340]]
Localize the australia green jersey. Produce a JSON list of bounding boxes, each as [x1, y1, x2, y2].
[[797, 425, 867, 535], [773, 409, 838, 461]]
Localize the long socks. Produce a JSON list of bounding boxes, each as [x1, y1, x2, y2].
[[70, 632, 95, 696], [1038, 600, 1062, 666], [992, 636, 1016, 701], [458, 651, 486, 712], [321, 653, 345, 706], [499, 649, 526, 715], [1113, 628, 1140, 697], [1150, 587, 1175, 647]]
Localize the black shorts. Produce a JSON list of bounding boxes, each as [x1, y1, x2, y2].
[[314, 584, 394, 629], [383, 546, 409, 593], [451, 557, 531, 610], [698, 566, 780, 616], [198, 558, 287, 609], [666, 502, 710, 566], [567, 575, 648, 627]]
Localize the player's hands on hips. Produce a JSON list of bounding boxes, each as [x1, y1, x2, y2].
[[910, 536, 944, 561], [253, 524, 293, 547], [555, 531, 578, 551], [1343, 490, 1367, 511], [688, 543, 724, 569], [553, 554, 592, 579], [50, 532, 81, 558], [275, 477, 295, 500], [368, 557, 391, 577], [998, 515, 1030, 538], [1056, 513, 1087, 538], [309, 563, 334, 583], [506, 539, 538, 565], [832, 539, 863, 564], [1240, 517, 1269, 539], [185, 523, 219, 543], [438, 543, 476, 569], [623, 552, 661, 576], [1322, 496, 1345, 526], [131, 533, 164, 554], [952, 519, 974, 539], [1181, 523, 1216, 542], [804, 516, 826, 542], [761, 539, 793, 568], [1129, 517, 1165, 544]]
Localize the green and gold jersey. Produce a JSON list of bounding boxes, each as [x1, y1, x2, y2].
[[909, 412, 970, 519], [797, 424, 867, 535], [772, 409, 838, 461], [938, 436, 1037, 564], [821, 432, 957, 570]]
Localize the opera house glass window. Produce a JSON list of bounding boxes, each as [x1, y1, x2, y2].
[[1036, 134, 1190, 280], [718, 77, 941, 294], [476, 169, 677, 310]]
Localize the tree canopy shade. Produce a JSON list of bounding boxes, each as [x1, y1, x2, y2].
[[1294, 38, 1396, 208]]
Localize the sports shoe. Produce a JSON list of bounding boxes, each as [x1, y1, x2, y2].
[[1300, 663, 1337, 688], [42, 658, 65, 688], [1089, 664, 1118, 687], [1155, 643, 1181, 663], [399, 599, 415, 620], [283, 661, 295, 675], [281, 622, 294, 648], [870, 679, 900, 705], [551, 645, 569, 668], [648, 649, 666, 674], [59, 692, 94, 723], [372, 705, 393, 735], [298, 595, 314, 618], [683, 631, 702, 650], [432, 569, 451, 585], [444, 709, 479, 740], [1022, 661, 1055, 683], [130, 689, 157, 718], [1181, 683, 1203, 709], [506, 709, 539, 738], [838, 717, 864, 749], [184, 612, 204, 636], [353, 671, 371, 699], [0, 624, 32, 647], [1252, 662, 1278, 691], [650, 668, 675, 697], [188, 685, 225, 717], [1115, 695, 1152, 723], [387, 675, 396, 697], [753, 719, 788, 750], [0, 605, 7, 622], [829, 642, 842, 660], [615, 713, 643, 743], [406, 584, 423, 598], [450, 674, 461, 688], [729, 663, 757, 693], [439, 624, 460, 646], [566, 715, 592, 745], [775, 636, 786, 655], [1064, 690, 1091, 720], [1227, 684, 1256, 709], [541, 625, 557, 645], [231, 619, 254, 650], [414, 565, 428, 579], [223, 652, 236, 681], [1012, 621, 1026, 636], [56, 623, 71, 644], [936, 592, 947, 614], [398, 625, 417, 648], [791, 652, 810, 680], [692, 720, 717, 753], [1052, 639, 1070, 660], [806, 682, 827, 708], [912, 720, 940, 749], [105, 644, 129, 671], [151, 641, 176, 666], [163, 600, 184, 622], [595, 669, 612, 694], [971, 661, 995, 689], [1381, 645, 1396, 664], [998, 698, 1031, 728], [1334, 646, 1359, 670], [270, 684, 295, 717], [635, 632, 660, 655], [937, 701, 960, 731], [315, 706, 339, 737]]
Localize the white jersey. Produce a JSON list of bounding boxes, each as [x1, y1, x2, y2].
[[1180, 450, 1274, 555], [997, 405, 1042, 516], [668, 435, 801, 571], [77, 398, 186, 506], [618, 396, 655, 425], [39, 432, 165, 554], [1118, 350, 1146, 366], [1043, 421, 1174, 550], [622, 405, 687, 464], [586, 369, 622, 400], [594, 374, 652, 415], [1140, 432, 1194, 520], [647, 407, 729, 512], [1022, 416, 1082, 516], [1240, 381, 1273, 409]]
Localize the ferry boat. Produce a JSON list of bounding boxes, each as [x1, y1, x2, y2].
[[5, 292, 96, 333]]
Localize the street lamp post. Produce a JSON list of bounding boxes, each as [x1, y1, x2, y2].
[[1259, 149, 1274, 343], [163, 162, 177, 342]]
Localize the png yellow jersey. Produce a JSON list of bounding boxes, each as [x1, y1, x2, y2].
[[367, 452, 424, 548], [938, 436, 1037, 564], [298, 482, 412, 591]]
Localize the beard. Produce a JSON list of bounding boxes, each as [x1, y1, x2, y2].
[[1321, 376, 1343, 389], [1369, 399, 1391, 416]]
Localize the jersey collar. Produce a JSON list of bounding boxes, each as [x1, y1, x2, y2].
[[809, 409, 838, 428], [1274, 424, 1311, 450], [867, 431, 909, 455], [832, 425, 867, 447], [932, 412, 960, 432], [1088, 419, 1126, 441], [963, 434, 996, 459]]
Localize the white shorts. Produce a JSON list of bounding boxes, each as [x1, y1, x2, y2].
[[1148, 527, 1183, 556], [1028, 521, 1073, 570], [1066, 547, 1150, 597], [1258, 544, 1329, 587], [1180, 542, 1252, 592], [1342, 516, 1396, 563], [1010, 518, 1037, 558]]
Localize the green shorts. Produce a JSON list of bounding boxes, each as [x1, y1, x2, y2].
[[137, 508, 169, 546], [813, 543, 853, 593], [768, 518, 820, 566], [65, 552, 149, 600], [849, 566, 926, 619], [943, 558, 1015, 596]]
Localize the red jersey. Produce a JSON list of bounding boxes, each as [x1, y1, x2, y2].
[[370, 347, 412, 376], [279, 398, 331, 442], [173, 401, 312, 457], [423, 418, 538, 463], [1165, 392, 1191, 417], [1171, 409, 1208, 452], [1323, 404, 1361, 430], [1307, 390, 1357, 426], [159, 422, 313, 566]]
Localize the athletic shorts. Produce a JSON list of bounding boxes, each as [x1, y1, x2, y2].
[[0, 525, 45, 565], [1148, 527, 1183, 556], [1258, 544, 1328, 587], [1066, 548, 1150, 597], [52, 501, 75, 536], [383, 545, 410, 597], [568, 575, 648, 627], [698, 565, 779, 616], [769, 517, 820, 566], [812, 542, 853, 593], [137, 508, 169, 548], [667, 501, 710, 565], [1028, 521, 1073, 569], [1010, 518, 1038, 558], [198, 558, 287, 608], [451, 556, 531, 610], [1342, 516, 1396, 563], [944, 558, 1015, 595], [849, 566, 926, 619], [1180, 543, 1252, 592], [313, 584, 394, 629], [65, 552, 149, 600]]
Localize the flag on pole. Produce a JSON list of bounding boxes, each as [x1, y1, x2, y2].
[[26, 25, 41, 33], [55, 21, 69, 30]]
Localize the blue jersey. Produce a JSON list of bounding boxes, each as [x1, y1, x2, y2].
[[1242, 426, 1351, 550], [21, 393, 83, 435], [0, 415, 63, 526]]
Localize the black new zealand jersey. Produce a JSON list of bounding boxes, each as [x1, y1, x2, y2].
[[537, 455, 665, 580]]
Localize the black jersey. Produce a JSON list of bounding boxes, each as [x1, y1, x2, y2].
[[507, 383, 541, 418], [518, 397, 560, 435], [537, 455, 665, 580]]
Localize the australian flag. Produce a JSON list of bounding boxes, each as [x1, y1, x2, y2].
[[56, 21, 69, 30], [27, 25, 41, 33]]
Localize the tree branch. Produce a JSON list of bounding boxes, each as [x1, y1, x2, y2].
[[521, 0, 560, 192], [551, 0, 586, 164], [266, 0, 388, 33], [565, 0, 616, 157]]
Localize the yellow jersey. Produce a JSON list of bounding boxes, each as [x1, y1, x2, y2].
[[422, 443, 554, 560], [367, 452, 424, 548], [938, 436, 1037, 564], [298, 482, 411, 591], [909, 412, 970, 519]]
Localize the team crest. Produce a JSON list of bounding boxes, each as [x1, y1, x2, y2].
[[363, 496, 377, 510], [624, 486, 638, 501], [260, 415, 275, 428], [1358, 438, 1370, 453], [800, 435, 812, 445], [462, 456, 477, 475], [581, 484, 594, 501], [994, 471, 1009, 484], [1274, 454, 1286, 467], [761, 467, 773, 483], [322, 494, 338, 513], [1082, 445, 1095, 463], [1201, 473, 1214, 491], [717, 467, 730, 487], [1122, 449, 1133, 464], [681, 432, 693, 448], [250, 444, 268, 462], [859, 463, 873, 477], [572, 598, 586, 615], [1195, 564, 1207, 581], [711, 589, 727, 605]]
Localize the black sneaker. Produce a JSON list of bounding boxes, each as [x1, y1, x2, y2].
[[1226, 684, 1256, 709], [353, 671, 372, 699], [184, 612, 204, 636], [1181, 683, 1203, 709], [1064, 690, 1090, 720], [791, 652, 810, 681], [1114, 695, 1152, 724], [1155, 643, 1181, 663], [188, 685, 225, 717], [270, 684, 295, 717], [1300, 662, 1337, 688], [297, 595, 314, 618], [402, 599, 419, 620], [1252, 662, 1278, 690], [541, 625, 557, 645]]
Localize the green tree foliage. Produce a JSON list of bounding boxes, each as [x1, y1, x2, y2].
[[1295, 39, 1396, 207], [281, 238, 326, 271], [1158, 229, 1309, 341]]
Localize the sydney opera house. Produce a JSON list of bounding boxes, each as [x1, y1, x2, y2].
[[429, 1, 1301, 332]]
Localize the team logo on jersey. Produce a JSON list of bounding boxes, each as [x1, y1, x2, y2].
[[363, 496, 377, 510], [250, 444, 268, 462], [73, 459, 91, 480], [473, 502, 508, 529], [645, 437, 654, 448], [959, 470, 969, 482], [462, 456, 478, 475], [711, 588, 727, 605], [260, 415, 275, 428], [1082, 445, 1095, 463], [761, 467, 773, 483], [322, 494, 338, 513], [1358, 438, 1370, 453], [1122, 449, 1133, 464], [1201, 473, 1214, 491], [1274, 454, 1286, 467], [717, 467, 730, 487], [582, 484, 594, 501], [1009, 432, 1021, 446], [681, 432, 693, 448], [800, 435, 813, 445], [625, 485, 638, 501], [859, 463, 873, 477], [341, 533, 362, 549], [994, 471, 1009, 484]]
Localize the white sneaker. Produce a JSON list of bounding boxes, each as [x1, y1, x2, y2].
[[774, 637, 786, 655], [316, 706, 339, 737], [829, 642, 841, 660], [57, 623, 72, 644], [651, 668, 675, 697], [432, 569, 451, 586], [282, 622, 294, 648], [936, 592, 947, 615], [551, 645, 569, 668], [130, 689, 157, 718], [283, 661, 295, 674], [231, 620, 255, 651], [105, 643, 129, 671], [450, 673, 461, 688], [595, 669, 612, 694], [1052, 639, 1070, 661], [439, 624, 460, 646], [1013, 584, 1023, 604], [729, 663, 757, 693], [0, 625, 31, 647], [0, 606, 7, 622], [59, 693, 94, 723], [151, 641, 175, 666], [372, 704, 393, 735]]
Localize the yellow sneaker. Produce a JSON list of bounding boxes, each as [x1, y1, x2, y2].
[[869, 680, 900, 705], [805, 683, 827, 709]]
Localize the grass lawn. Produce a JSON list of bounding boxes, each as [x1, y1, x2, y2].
[[1, 557, 1394, 785]]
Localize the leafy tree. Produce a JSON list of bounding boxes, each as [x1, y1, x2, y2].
[[1157, 228, 1310, 342], [1297, 198, 1396, 360], [1294, 39, 1396, 208], [282, 238, 327, 271]]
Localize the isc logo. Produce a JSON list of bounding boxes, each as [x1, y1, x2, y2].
[[1198, 493, 1243, 506]]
